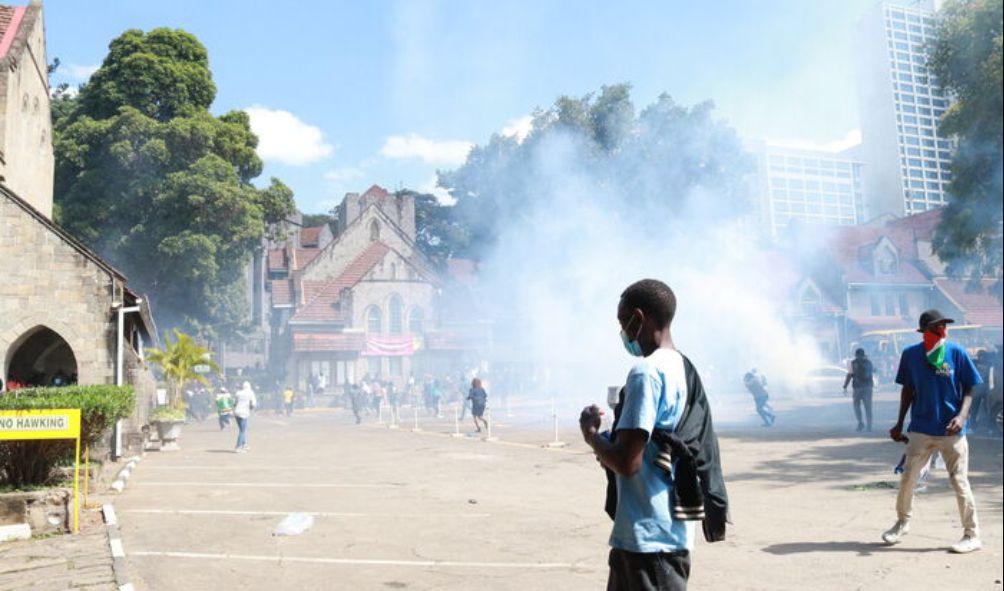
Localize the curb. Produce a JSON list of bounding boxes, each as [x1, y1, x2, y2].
[[104, 503, 133, 591], [110, 455, 142, 494]]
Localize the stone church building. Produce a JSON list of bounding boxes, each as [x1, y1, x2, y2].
[[1, 2, 156, 448], [262, 185, 475, 394]]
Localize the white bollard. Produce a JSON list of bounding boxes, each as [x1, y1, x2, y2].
[[388, 404, 399, 429], [546, 413, 567, 448], [483, 408, 498, 442], [451, 403, 464, 438], [377, 402, 384, 424], [411, 406, 422, 432]]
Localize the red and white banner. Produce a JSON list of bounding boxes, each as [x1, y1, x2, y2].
[[361, 335, 417, 357]]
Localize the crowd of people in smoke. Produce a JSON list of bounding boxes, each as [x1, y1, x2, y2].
[[174, 365, 508, 451]]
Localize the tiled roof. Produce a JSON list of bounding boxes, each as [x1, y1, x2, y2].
[[300, 226, 323, 247], [0, 5, 26, 59], [293, 331, 366, 352], [290, 241, 390, 323], [268, 248, 287, 271], [361, 184, 389, 200], [935, 279, 1003, 327], [270, 279, 292, 307], [292, 248, 321, 271], [823, 224, 929, 285], [887, 207, 943, 241]]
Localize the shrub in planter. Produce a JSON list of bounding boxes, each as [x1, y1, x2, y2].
[[0, 385, 135, 489]]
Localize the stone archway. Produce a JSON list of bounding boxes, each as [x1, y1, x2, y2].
[[4, 326, 78, 387]]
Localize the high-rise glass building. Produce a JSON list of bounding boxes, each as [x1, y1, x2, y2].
[[855, 0, 953, 218], [749, 141, 866, 237]]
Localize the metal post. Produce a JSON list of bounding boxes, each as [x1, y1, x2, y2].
[[411, 406, 421, 432], [451, 403, 464, 438], [546, 412, 567, 448]]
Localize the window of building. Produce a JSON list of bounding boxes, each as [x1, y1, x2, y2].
[[388, 294, 403, 334], [898, 294, 910, 317], [409, 307, 425, 334], [367, 305, 382, 333], [369, 220, 381, 242], [870, 294, 881, 316], [884, 294, 897, 316]]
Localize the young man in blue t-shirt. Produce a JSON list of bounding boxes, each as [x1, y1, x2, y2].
[[580, 279, 695, 590], [882, 309, 983, 553]]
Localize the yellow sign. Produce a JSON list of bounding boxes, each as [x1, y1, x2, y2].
[[0, 409, 82, 533]]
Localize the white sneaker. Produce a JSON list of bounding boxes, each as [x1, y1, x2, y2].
[[882, 520, 909, 545], [949, 535, 982, 554]]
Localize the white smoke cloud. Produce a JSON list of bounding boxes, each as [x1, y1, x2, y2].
[[501, 115, 533, 143], [766, 129, 863, 153], [245, 106, 334, 166], [380, 134, 473, 166]]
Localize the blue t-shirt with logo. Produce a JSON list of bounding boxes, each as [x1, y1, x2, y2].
[[610, 348, 695, 554], [895, 340, 982, 436]]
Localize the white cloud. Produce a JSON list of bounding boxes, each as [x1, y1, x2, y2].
[[66, 63, 98, 81], [418, 174, 454, 205], [501, 115, 533, 143], [380, 133, 473, 166], [766, 129, 862, 153], [245, 105, 334, 166]]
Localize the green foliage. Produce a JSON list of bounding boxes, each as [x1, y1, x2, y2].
[[401, 190, 470, 266], [52, 29, 296, 336], [145, 329, 218, 409], [0, 386, 135, 488], [929, 0, 1004, 295], [437, 84, 753, 257], [149, 406, 186, 422]]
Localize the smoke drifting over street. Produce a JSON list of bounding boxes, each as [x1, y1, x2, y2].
[[442, 97, 825, 417]]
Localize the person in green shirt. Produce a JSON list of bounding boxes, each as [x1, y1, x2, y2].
[[215, 386, 234, 429]]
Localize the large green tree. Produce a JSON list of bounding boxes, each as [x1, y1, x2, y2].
[[929, 0, 1003, 295], [53, 28, 295, 337], [437, 84, 752, 257]]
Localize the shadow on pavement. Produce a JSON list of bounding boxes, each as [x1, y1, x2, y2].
[[761, 541, 944, 556]]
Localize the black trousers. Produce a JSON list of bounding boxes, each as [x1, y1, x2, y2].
[[607, 548, 690, 591], [852, 387, 873, 429]]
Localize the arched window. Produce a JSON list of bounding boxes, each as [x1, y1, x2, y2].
[[366, 306, 382, 333], [409, 307, 425, 334], [369, 220, 381, 242], [5, 326, 77, 387], [388, 295, 403, 334], [390, 263, 397, 280]]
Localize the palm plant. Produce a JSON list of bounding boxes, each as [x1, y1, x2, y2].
[[145, 329, 219, 410]]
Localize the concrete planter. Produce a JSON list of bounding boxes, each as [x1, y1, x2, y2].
[[0, 488, 70, 538], [153, 420, 184, 451]]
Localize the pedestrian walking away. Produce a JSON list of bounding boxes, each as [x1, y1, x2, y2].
[[580, 279, 728, 590], [844, 348, 875, 431], [469, 378, 489, 432], [215, 386, 234, 430], [743, 368, 776, 427], [233, 381, 257, 453], [882, 309, 984, 554]]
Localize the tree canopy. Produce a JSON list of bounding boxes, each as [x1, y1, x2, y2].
[[930, 0, 1003, 295], [437, 84, 753, 258], [53, 28, 295, 337]]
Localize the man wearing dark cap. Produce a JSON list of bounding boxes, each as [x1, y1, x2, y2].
[[882, 310, 983, 553]]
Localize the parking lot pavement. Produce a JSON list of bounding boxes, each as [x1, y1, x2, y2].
[[116, 410, 610, 590]]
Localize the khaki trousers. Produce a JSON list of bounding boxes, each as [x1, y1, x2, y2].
[[896, 432, 979, 536]]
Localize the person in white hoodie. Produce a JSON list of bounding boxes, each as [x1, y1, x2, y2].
[[233, 381, 257, 453]]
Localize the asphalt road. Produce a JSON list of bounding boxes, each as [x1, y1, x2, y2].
[[115, 398, 1003, 591]]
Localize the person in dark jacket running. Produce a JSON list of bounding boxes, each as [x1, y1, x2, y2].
[[843, 348, 875, 431], [468, 378, 489, 432], [743, 368, 775, 427]]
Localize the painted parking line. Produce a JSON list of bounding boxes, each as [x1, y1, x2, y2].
[[129, 550, 599, 570], [134, 482, 402, 488], [121, 509, 492, 518]]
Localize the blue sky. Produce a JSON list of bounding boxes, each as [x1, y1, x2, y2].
[[45, 0, 880, 214]]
